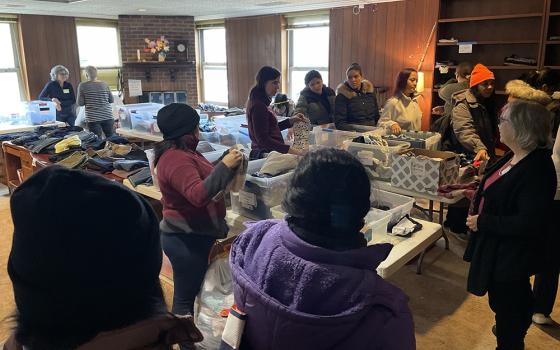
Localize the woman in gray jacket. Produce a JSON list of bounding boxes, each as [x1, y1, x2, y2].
[[295, 70, 335, 126]]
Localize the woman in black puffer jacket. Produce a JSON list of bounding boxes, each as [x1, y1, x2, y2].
[[334, 63, 380, 131]]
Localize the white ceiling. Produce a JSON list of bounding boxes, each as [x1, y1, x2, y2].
[[0, 0, 399, 21]]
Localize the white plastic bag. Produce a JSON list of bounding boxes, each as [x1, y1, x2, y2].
[[195, 257, 234, 350]]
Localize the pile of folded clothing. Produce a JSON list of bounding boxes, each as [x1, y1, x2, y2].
[[504, 54, 537, 67]]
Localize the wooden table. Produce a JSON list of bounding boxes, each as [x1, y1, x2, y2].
[[116, 128, 162, 143]]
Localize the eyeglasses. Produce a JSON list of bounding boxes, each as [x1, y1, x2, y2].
[[498, 116, 510, 124]]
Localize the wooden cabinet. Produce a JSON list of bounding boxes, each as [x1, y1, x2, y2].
[[2, 142, 35, 192]]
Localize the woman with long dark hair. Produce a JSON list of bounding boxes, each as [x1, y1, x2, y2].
[[295, 70, 335, 126], [247, 66, 305, 160], [153, 103, 241, 349], [379, 68, 422, 134]]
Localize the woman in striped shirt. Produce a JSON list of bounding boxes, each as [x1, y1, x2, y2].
[[77, 66, 115, 138]]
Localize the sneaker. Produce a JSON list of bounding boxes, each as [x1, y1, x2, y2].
[[532, 313, 554, 325]]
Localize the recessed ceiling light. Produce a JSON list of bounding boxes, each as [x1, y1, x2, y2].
[[138, 8, 147, 12]]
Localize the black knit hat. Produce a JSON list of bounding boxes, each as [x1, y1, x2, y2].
[[157, 103, 200, 140], [8, 166, 163, 344], [304, 70, 322, 85]]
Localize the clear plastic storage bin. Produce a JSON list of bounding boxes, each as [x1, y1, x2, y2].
[[370, 188, 414, 226], [311, 126, 363, 148], [230, 158, 294, 220], [383, 131, 441, 150], [25, 101, 57, 125], [199, 142, 229, 164], [363, 209, 392, 244], [118, 103, 164, 129]]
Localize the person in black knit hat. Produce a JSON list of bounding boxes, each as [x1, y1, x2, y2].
[[154, 103, 242, 349], [5, 166, 203, 350]]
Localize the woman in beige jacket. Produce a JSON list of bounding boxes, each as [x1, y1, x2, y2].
[[378, 68, 422, 134]]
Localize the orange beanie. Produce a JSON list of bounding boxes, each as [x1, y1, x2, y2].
[[469, 64, 495, 88]]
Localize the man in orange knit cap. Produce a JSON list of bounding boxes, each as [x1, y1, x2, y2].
[[450, 63, 498, 162], [443, 64, 499, 241]]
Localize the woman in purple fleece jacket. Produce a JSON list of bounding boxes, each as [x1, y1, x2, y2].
[[246, 66, 306, 160], [230, 148, 415, 350]]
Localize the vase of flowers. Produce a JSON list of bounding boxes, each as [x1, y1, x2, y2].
[[144, 36, 170, 62]]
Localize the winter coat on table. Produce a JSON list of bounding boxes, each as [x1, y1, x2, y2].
[[295, 86, 335, 125], [156, 134, 235, 238], [247, 88, 292, 154], [450, 89, 498, 159], [438, 79, 468, 117], [334, 80, 380, 131], [378, 93, 423, 131], [1, 315, 202, 350], [230, 219, 416, 350], [464, 149, 557, 296]]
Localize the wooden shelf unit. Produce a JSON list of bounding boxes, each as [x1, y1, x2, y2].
[[122, 61, 194, 81], [439, 13, 543, 23], [432, 0, 551, 125], [437, 40, 540, 46]]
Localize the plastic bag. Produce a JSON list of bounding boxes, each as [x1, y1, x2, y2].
[[195, 257, 234, 350]]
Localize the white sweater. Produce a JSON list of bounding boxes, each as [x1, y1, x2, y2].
[[553, 126, 560, 200], [378, 93, 422, 132]]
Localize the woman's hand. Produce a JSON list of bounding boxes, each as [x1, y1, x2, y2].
[[52, 98, 61, 111], [288, 147, 305, 156], [222, 149, 243, 169], [474, 149, 489, 162], [289, 113, 306, 126], [466, 215, 479, 232], [391, 123, 402, 135]]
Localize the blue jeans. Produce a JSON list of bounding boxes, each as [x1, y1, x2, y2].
[[161, 232, 215, 315], [88, 119, 115, 139]]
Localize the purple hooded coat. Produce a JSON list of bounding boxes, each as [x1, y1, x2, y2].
[[229, 220, 416, 350]]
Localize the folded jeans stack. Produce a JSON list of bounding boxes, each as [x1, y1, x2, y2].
[[56, 151, 89, 169], [29, 137, 63, 154], [113, 159, 149, 172], [55, 135, 82, 154], [127, 167, 152, 187], [86, 157, 115, 173]]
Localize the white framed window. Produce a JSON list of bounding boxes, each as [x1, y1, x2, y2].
[[287, 16, 329, 101], [199, 27, 228, 106], [76, 20, 121, 90], [0, 20, 25, 112]]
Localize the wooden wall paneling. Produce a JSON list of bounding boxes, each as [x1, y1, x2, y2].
[[19, 15, 81, 101], [225, 15, 283, 108], [329, 0, 439, 130]]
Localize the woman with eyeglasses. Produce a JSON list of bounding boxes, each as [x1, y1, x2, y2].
[[464, 100, 556, 350], [450, 63, 498, 163], [39, 65, 77, 126]]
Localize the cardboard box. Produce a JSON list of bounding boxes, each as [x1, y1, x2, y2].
[[391, 149, 459, 195]]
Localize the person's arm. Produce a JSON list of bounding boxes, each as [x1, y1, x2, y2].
[[77, 83, 85, 106], [107, 83, 114, 103], [477, 169, 556, 237], [294, 94, 308, 117], [334, 94, 353, 131], [551, 126, 559, 199], [371, 91, 380, 124], [451, 103, 487, 153], [38, 82, 51, 101], [250, 104, 291, 153], [168, 159, 234, 208], [378, 99, 398, 126]]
